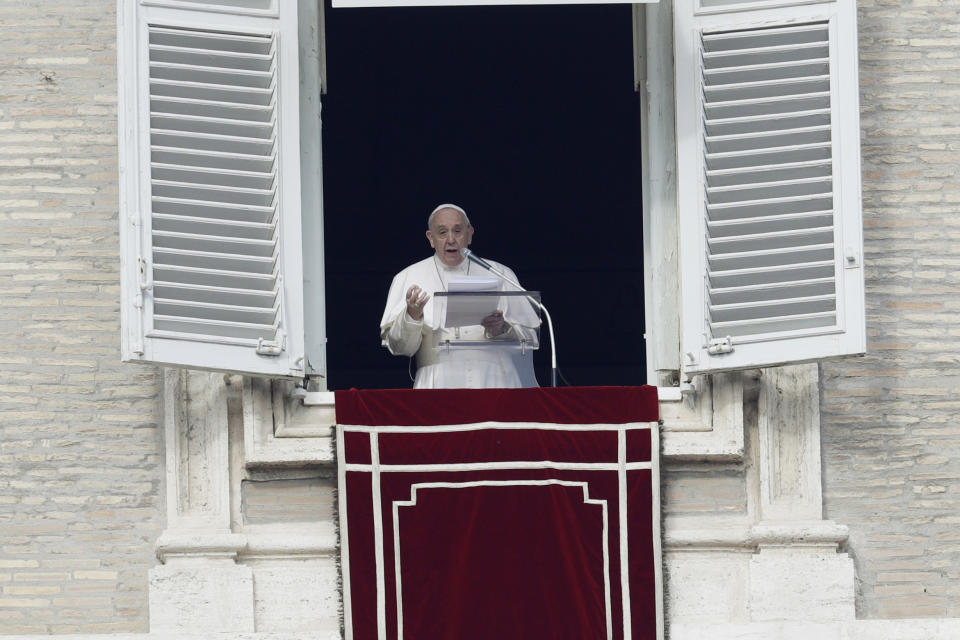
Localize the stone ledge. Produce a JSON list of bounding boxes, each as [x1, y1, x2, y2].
[[0, 635, 337, 640], [156, 529, 337, 563], [665, 520, 849, 550], [6, 620, 960, 640], [671, 619, 960, 640]]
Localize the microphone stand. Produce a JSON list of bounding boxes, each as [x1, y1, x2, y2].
[[461, 249, 559, 387]]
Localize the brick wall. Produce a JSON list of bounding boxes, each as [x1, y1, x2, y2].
[[820, 0, 960, 619], [0, 0, 164, 633]]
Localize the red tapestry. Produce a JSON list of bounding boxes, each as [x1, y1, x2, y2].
[[336, 386, 661, 640]]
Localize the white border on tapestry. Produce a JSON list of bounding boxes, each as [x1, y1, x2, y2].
[[392, 480, 613, 640], [346, 461, 653, 472], [371, 432, 387, 640], [618, 429, 633, 638], [342, 420, 643, 433]]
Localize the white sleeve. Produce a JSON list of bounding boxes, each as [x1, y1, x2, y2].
[[382, 307, 424, 356]]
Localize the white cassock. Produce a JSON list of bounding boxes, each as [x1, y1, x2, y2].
[[380, 255, 540, 389]]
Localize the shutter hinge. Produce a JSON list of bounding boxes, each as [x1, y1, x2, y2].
[[256, 332, 286, 356], [135, 255, 151, 299], [131, 255, 149, 356], [707, 336, 734, 355]]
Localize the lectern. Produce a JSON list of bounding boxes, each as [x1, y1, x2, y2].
[[432, 290, 541, 388]]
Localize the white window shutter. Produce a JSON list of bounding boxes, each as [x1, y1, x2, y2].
[[675, 0, 865, 375], [118, 0, 323, 379]]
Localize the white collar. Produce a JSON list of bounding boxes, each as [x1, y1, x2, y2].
[[433, 254, 469, 272], [432, 254, 470, 291]]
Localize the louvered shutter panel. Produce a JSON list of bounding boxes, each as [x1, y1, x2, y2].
[[675, 0, 865, 375], [119, 0, 322, 379]]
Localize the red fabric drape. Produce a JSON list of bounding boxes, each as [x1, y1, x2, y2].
[[337, 386, 661, 640], [335, 385, 659, 426]]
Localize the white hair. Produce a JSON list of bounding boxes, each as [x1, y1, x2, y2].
[[427, 203, 471, 229]]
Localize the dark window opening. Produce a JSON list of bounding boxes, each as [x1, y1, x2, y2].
[[321, 1, 645, 389]]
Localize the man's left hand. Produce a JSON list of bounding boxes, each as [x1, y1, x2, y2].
[[481, 311, 508, 337]]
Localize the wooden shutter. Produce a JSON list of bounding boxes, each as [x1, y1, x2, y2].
[[119, 0, 323, 378], [675, 0, 865, 375]]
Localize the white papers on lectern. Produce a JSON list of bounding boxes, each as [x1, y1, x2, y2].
[[443, 276, 501, 328]]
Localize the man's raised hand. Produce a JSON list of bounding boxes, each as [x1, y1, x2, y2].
[[405, 285, 430, 320]]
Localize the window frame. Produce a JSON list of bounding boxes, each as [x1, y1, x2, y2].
[[119, 0, 863, 426]]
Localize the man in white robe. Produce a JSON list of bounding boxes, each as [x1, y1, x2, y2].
[[380, 204, 539, 389]]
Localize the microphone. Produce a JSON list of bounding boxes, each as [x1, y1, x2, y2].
[[460, 248, 495, 273]]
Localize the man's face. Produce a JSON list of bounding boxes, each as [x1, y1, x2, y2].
[[426, 208, 474, 267]]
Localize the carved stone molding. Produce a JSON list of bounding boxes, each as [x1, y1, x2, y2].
[[156, 530, 336, 564], [756, 363, 824, 522], [665, 520, 849, 551], [242, 378, 333, 467], [661, 372, 745, 460], [663, 363, 856, 625], [243, 375, 745, 463], [153, 370, 252, 633], [154, 370, 340, 634], [161, 369, 232, 532]]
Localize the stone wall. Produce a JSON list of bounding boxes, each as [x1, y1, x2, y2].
[[820, 0, 960, 620], [0, 0, 165, 633], [241, 477, 334, 526]]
